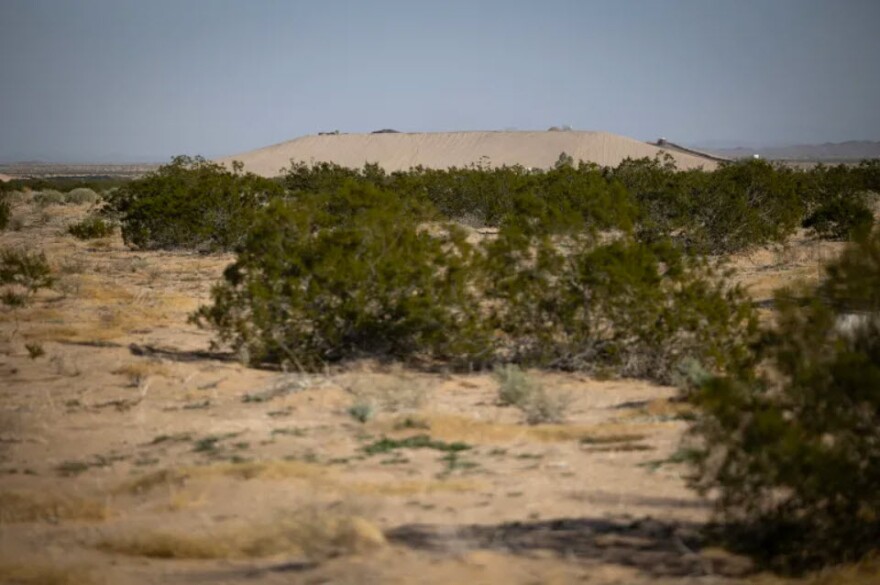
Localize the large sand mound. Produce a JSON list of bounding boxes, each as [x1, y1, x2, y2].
[[219, 131, 719, 177], [0, 173, 13, 182]]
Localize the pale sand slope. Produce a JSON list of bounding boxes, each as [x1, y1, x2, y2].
[[0, 173, 12, 182], [219, 131, 719, 177]]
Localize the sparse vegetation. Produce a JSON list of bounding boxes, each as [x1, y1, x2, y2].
[[97, 510, 385, 560], [64, 187, 99, 205], [33, 189, 66, 207], [67, 216, 114, 240], [5, 148, 880, 583], [362, 435, 471, 456], [0, 247, 54, 308], [0, 490, 108, 523], [0, 196, 10, 231]]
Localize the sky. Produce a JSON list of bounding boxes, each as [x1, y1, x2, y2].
[[1, 0, 879, 162]]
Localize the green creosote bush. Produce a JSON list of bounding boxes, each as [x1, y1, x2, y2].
[[688, 227, 880, 571], [0, 248, 54, 307], [106, 156, 284, 251], [0, 196, 10, 231], [612, 156, 805, 254], [283, 157, 638, 231], [68, 217, 114, 240], [193, 178, 756, 383], [191, 182, 490, 370], [802, 194, 874, 240], [64, 187, 100, 205], [481, 217, 757, 382]]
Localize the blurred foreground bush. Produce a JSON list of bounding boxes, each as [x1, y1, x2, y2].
[[688, 227, 880, 571]]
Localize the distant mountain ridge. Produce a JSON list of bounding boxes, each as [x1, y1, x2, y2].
[[706, 140, 880, 162]]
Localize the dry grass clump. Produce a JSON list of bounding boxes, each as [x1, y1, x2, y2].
[[64, 188, 99, 205], [0, 490, 109, 524], [0, 562, 97, 585], [98, 511, 385, 560], [32, 190, 66, 207], [346, 371, 430, 418], [111, 361, 171, 386], [493, 364, 572, 424]]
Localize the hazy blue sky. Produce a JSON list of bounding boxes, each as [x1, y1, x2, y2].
[[1, 0, 879, 162]]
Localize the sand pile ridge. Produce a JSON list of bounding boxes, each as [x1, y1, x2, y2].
[[218, 130, 720, 177]]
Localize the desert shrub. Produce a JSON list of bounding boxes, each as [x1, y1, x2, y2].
[[347, 402, 374, 423], [802, 194, 874, 240], [481, 220, 757, 382], [799, 163, 876, 240], [682, 160, 803, 254], [284, 161, 367, 194], [521, 386, 571, 425], [856, 159, 880, 193], [67, 216, 114, 240], [192, 183, 490, 369], [33, 189, 66, 207], [0, 248, 54, 307], [0, 196, 9, 231], [494, 364, 538, 407], [0, 176, 130, 195], [283, 159, 636, 232], [194, 176, 755, 380], [688, 228, 880, 570], [493, 364, 570, 423], [106, 156, 284, 251], [611, 155, 689, 242], [64, 187, 99, 205], [613, 157, 806, 254]]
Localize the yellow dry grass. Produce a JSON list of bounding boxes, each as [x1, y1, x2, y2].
[[119, 460, 482, 502], [111, 360, 171, 381], [74, 276, 136, 303], [22, 293, 196, 343], [119, 460, 330, 495], [0, 563, 96, 585], [0, 490, 109, 524], [98, 513, 385, 561], [377, 413, 661, 445]]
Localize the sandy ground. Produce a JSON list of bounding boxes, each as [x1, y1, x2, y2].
[[0, 174, 13, 183], [0, 201, 852, 585], [218, 131, 719, 177]]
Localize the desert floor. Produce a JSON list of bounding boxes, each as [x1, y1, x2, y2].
[[0, 200, 851, 584]]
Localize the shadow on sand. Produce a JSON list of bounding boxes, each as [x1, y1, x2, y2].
[[387, 516, 752, 579]]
